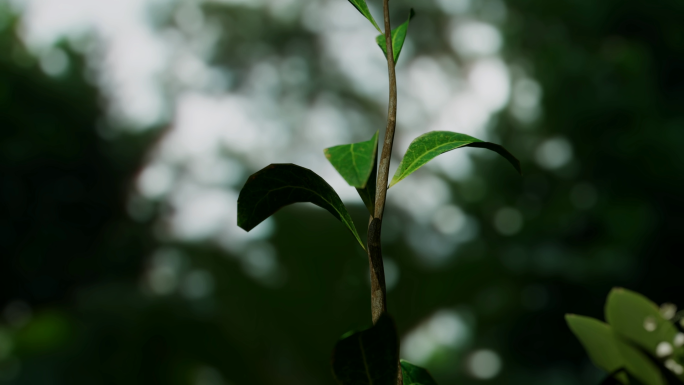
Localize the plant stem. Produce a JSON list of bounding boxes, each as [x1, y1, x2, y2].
[[375, 0, 398, 222], [368, 3, 401, 383], [367, 0, 397, 326]]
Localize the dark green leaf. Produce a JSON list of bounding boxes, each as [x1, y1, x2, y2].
[[401, 360, 438, 385], [331, 313, 399, 385], [375, 9, 415, 63], [347, 0, 381, 32], [389, 131, 521, 188], [324, 131, 378, 214], [237, 164, 364, 249], [565, 314, 666, 385]]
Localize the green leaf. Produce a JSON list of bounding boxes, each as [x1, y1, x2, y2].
[[237, 163, 364, 249], [324, 131, 379, 188], [565, 314, 666, 385], [347, 0, 382, 33], [605, 288, 684, 384], [614, 338, 666, 385], [324, 131, 379, 214], [605, 288, 681, 357], [389, 131, 521, 188], [355, 154, 377, 215], [331, 313, 399, 385], [375, 9, 415, 63], [566, 315, 628, 381], [401, 360, 438, 385]]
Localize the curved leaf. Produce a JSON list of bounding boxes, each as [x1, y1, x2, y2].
[[347, 0, 381, 33], [324, 131, 378, 214], [237, 164, 364, 249], [605, 288, 681, 357], [389, 131, 521, 188], [401, 360, 438, 385], [375, 9, 415, 64], [566, 314, 666, 385], [331, 313, 399, 385], [614, 338, 666, 385], [566, 314, 629, 383]]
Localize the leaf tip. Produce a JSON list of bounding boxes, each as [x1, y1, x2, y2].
[[236, 219, 250, 232]]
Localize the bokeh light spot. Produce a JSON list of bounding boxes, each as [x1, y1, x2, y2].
[[433, 204, 467, 235], [39, 47, 68, 76], [535, 137, 573, 170], [467, 349, 502, 380], [401, 310, 472, 365]]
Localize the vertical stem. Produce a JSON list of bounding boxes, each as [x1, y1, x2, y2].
[[367, 2, 400, 383], [367, 0, 397, 325], [376, 0, 398, 222]]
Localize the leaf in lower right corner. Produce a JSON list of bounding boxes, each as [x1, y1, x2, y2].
[[331, 313, 399, 385], [565, 314, 665, 385], [566, 315, 625, 378], [400, 360, 438, 385], [605, 288, 680, 357]]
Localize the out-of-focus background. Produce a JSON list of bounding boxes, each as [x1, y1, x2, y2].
[[1, 0, 683, 383]]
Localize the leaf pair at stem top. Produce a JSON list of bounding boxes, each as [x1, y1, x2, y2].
[[237, 131, 520, 250], [349, 0, 415, 64]]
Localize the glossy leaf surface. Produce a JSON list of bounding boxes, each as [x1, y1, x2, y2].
[[375, 9, 415, 64], [389, 131, 521, 188], [324, 131, 378, 214], [347, 0, 381, 32], [331, 313, 399, 385], [324, 131, 378, 188], [237, 164, 364, 249], [401, 360, 438, 385]]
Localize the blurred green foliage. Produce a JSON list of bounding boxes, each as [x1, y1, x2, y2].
[[0, 0, 683, 384], [568, 289, 684, 384]]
